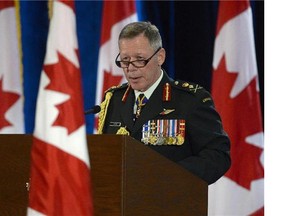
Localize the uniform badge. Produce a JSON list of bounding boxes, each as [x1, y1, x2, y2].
[[109, 122, 121, 127], [116, 126, 130, 135], [163, 83, 171, 101], [159, 109, 175, 115], [121, 84, 131, 102], [141, 119, 185, 145], [202, 97, 212, 103]]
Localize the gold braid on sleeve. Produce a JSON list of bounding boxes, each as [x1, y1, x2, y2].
[[97, 91, 113, 134]]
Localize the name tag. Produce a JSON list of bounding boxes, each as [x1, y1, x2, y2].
[[109, 122, 121, 127]]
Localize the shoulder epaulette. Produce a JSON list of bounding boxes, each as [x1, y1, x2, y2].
[[104, 82, 129, 94], [171, 80, 203, 94], [171, 80, 213, 104]]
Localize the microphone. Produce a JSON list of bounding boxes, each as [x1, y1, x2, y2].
[[84, 105, 101, 115]]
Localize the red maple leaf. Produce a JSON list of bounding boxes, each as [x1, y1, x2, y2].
[[0, 77, 20, 130], [101, 70, 123, 98], [0, 1, 14, 10], [44, 51, 84, 134], [212, 56, 264, 190]]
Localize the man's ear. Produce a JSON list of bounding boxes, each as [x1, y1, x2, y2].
[[158, 48, 166, 66]]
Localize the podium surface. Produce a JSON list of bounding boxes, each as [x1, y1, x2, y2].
[[0, 134, 207, 215]]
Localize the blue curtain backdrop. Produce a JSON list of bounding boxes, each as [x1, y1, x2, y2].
[[20, 1, 264, 134]]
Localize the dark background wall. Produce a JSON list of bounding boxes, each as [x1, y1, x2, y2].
[[139, 1, 264, 122]]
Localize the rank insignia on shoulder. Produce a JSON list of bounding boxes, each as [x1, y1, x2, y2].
[[189, 84, 203, 93], [182, 82, 189, 87], [202, 97, 212, 103], [159, 109, 175, 115], [173, 80, 203, 93], [141, 119, 185, 146]]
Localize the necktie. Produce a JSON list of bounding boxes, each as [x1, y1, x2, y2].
[[135, 93, 148, 119]]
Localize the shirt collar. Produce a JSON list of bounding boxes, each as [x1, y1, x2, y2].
[[134, 70, 163, 100]]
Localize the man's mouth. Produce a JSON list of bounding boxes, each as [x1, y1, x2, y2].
[[129, 76, 141, 81]]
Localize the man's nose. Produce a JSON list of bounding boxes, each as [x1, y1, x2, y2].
[[127, 62, 137, 70]]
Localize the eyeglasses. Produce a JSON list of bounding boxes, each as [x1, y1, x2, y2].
[[115, 47, 161, 69]]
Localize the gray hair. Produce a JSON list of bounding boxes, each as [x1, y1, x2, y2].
[[118, 21, 162, 50]]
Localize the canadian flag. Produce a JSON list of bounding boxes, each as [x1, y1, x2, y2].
[[209, 1, 264, 215], [94, 0, 138, 131], [27, 1, 94, 215], [0, 1, 24, 134]]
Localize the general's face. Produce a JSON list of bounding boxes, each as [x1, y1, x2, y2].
[[119, 34, 165, 92]]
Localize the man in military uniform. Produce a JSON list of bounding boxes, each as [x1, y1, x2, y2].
[[98, 21, 230, 185]]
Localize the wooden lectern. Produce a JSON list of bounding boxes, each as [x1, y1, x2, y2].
[[0, 134, 207, 215]]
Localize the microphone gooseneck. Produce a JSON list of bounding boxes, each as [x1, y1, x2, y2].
[[84, 105, 101, 115]]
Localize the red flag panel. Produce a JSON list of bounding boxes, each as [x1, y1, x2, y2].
[[209, 0, 264, 215], [28, 1, 94, 215]]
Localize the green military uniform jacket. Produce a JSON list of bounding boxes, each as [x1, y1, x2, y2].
[[100, 71, 231, 184]]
